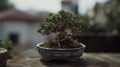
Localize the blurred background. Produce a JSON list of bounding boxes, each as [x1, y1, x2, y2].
[[0, 0, 120, 53]]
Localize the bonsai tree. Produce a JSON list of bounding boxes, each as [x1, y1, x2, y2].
[[37, 10, 88, 48]]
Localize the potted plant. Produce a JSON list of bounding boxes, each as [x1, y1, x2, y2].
[[0, 48, 8, 67], [0, 39, 13, 58], [36, 10, 88, 62]]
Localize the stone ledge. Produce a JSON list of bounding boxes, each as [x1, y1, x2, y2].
[[7, 49, 120, 67]]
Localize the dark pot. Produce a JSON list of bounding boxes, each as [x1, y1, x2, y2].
[[0, 48, 8, 67], [36, 43, 86, 62]]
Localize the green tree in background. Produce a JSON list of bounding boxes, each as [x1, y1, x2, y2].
[[104, 0, 120, 31], [105, 0, 120, 31], [92, 0, 120, 32], [0, 0, 14, 11]]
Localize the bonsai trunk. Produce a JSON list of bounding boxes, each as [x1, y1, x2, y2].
[[54, 32, 67, 48]]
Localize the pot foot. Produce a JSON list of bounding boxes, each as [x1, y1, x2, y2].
[[66, 58, 79, 62]]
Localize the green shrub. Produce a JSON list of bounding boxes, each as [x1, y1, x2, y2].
[[0, 39, 13, 50]]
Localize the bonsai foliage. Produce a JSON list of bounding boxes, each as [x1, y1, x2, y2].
[[38, 10, 88, 48], [38, 10, 88, 34]]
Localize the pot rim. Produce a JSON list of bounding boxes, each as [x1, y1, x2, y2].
[[0, 48, 7, 53], [36, 42, 86, 50]]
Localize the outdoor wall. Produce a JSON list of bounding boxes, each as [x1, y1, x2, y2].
[[2, 21, 48, 45], [28, 22, 48, 45], [74, 33, 120, 52], [2, 21, 29, 45], [0, 21, 2, 38]]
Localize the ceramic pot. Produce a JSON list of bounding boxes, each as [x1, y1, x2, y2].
[[0, 48, 8, 67], [36, 43, 85, 62]]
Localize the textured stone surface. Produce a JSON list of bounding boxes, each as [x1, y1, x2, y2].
[[7, 49, 120, 67]]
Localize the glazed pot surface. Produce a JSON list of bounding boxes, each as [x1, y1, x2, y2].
[[36, 43, 86, 62]]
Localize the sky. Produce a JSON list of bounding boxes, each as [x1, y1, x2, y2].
[[9, 0, 108, 14], [79, 0, 108, 14], [9, 0, 62, 13]]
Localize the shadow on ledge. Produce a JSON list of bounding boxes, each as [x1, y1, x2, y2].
[[40, 58, 87, 67], [40, 57, 110, 67]]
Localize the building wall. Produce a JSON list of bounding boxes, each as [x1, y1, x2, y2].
[[62, 0, 78, 14], [28, 22, 48, 44], [2, 21, 29, 45], [2, 21, 48, 45], [0, 21, 2, 38]]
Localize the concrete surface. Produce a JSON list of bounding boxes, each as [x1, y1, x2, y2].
[[7, 49, 120, 67]]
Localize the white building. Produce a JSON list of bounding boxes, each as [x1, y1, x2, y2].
[[0, 10, 48, 45]]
